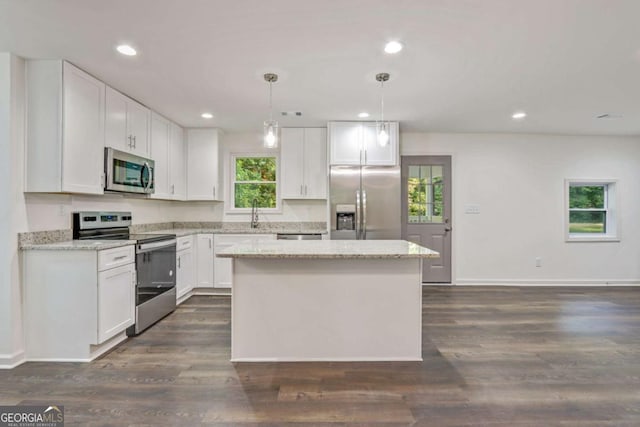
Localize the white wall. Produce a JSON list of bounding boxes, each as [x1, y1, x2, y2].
[[0, 53, 27, 366], [219, 132, 327, 223], [23, 193, 203, 231], [402, 132, 640, 284]]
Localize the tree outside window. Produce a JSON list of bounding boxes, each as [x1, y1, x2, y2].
[[233, 156, 277, 209], [566, 180, 618, 241]]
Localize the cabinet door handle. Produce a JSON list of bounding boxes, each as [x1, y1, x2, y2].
[[133, 135, 137, 149], [209, 238, 212, 249], [171, 184, 175, 194], [213, 186, 216, 199], [178, 256, 181, 268], [127, 135, 132, 148], [113, 255, 128, 261], [305, 185, 308, 196]]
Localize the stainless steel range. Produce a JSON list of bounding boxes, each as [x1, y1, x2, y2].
[[73, 211, 176, 336]]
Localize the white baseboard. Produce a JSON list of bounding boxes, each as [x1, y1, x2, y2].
[[453, 279, 640, 286], [0, 349, 26, 369]]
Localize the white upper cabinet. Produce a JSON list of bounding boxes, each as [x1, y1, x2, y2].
[[26, 60, 105, 194], [150, 112, 171, 199], [169, 123, 186, 200], [186, 128, 222, 201], [328, 121, 399, 166], [105, 86, 150, 157], [151, 115, 186, 201], [328, 122, 362, 166], [281, 128, 327, 199]]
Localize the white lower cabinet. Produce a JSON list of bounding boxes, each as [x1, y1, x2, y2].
[[213, 234, 276, 288], [97, 263, 136, 343], [23, 245, 136, 361], [196, 234, 214, 287], [176, 236, 195, 302]]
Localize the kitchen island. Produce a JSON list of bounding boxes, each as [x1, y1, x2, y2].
[[216, 240, 439, 362]]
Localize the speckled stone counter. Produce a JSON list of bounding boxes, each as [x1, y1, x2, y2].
[[227, 240, 437, 362], [216, 239, 438, 259], [18, 221, 327, 250], [21, 240, 136, 251]]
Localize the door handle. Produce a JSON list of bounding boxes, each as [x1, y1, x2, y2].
[[355, 190, 361, 239], [362, 190, 367, 240], [133, 135, 137, 149]]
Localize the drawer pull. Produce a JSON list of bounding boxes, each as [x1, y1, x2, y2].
[[112, 255, 128, 261]]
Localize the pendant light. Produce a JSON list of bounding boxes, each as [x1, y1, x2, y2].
[[375, 72, 390, 147], [263, 73, 279, 148]]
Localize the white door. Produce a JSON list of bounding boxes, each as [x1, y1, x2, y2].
[[401, 156, 452, 283], [362, 122, 398, 166], [176, 248, 194, 300], [186, 129, 219, 200], [97, 263, 135, 343], [104, 86, 129, 151], [150, 113, 171, 199], [196, 234, 214, 287], [62, 62, 105, 194], [280, 128, 305, 198], [329, 122, 362, 165], [169, 123, 186, 200], [303, 128, 327, 198], [213, 244, 233, 288], [127, 100, 150, 157]]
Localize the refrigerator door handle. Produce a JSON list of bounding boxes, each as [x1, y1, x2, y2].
[[362, 190, 367, 240], [355, 190, 361, 240]]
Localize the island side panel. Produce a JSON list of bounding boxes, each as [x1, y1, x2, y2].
[[231, 258, 422, 361]]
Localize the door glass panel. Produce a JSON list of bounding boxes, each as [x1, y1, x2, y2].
[[407, 164, 444, 224], [431, 166, 443, 184]]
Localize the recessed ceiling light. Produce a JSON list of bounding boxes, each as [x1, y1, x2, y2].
[[116, 44, 137, 56], [384, 41, 403, 54], [201, 113, 213, 119], [512, 111, 527, 120], [358, 112, 370, 118]]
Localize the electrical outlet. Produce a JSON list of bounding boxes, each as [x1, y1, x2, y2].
[[535, 257, 542, 267], [464, 204, 480, 214]]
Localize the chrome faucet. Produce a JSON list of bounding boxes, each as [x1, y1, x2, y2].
[[251, 198, 259, 229]]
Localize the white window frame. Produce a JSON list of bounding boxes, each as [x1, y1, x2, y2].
[[565, 179, 619, 242], [227, 153, 280, 213]]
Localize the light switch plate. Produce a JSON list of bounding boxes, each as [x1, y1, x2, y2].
[[464, 204, 480, 214]]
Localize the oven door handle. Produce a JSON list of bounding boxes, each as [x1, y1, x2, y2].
[[137, 239, 177, 253]]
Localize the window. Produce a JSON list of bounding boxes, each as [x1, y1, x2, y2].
[[231, 155, 278, 210], [407, 165, 444, 223], [566, 180, 618, 241]]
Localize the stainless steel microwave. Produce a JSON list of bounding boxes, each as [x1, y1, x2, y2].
[[104, 147, 155, 194]]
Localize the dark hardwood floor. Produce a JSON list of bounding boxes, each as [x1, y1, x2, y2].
[[2, 286, 640, 426]]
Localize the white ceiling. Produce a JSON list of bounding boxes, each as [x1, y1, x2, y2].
[[2, 0, 640, 135]]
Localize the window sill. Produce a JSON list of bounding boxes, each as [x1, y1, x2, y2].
[[566, 234, 620, 243]]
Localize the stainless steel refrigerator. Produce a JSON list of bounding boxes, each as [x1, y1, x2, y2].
[[330, 165, 401, 240]]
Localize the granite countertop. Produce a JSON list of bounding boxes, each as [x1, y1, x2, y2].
[[143, 227, 327, 237], [21, 240, 136, 251], [215, 240, 440, 259]]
